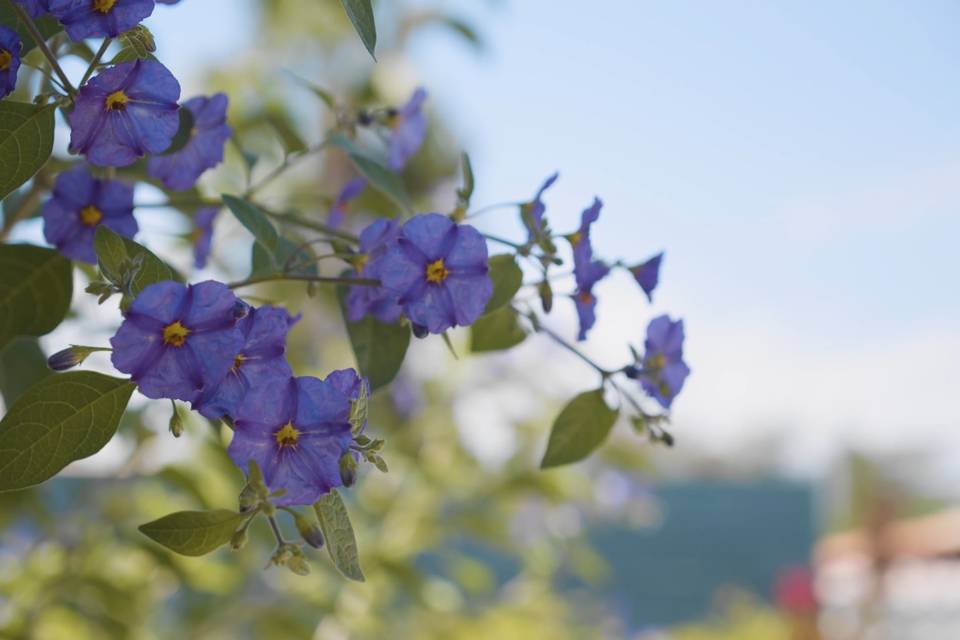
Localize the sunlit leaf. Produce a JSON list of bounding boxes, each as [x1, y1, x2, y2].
[[94, 226, 180, 311], [139, 509, 247, 557], [541, 389, 619, 469], [470, 306, 527, 353], [313, 490, 364, 581], [484, 254, 522, 314], [0, 372, 135, 491]]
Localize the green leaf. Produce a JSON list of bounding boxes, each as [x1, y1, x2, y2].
[[266, 113, 307, 155], [0, 1, 63, 55], [250, 236, 318, 278], [0, 244, 72, 351], [313, 490, 364, 581], [540, 389, 619, 469], [338, 286, 410, 391], [94, 226, 180, 311], [470, 306, 527, 353], [0, 372, 135, 491], [285, 71, 336, 109], [118, 24, 156, 58], [484, 254, 522, 314], [0, 102, 56, 201], [222, 195, 279, 253], [159, 107, 195, 156], [329, 135, 413, 214], [0, 337, 49, 407], [138, 509, 247, 557], [339, 0, 377, 60]]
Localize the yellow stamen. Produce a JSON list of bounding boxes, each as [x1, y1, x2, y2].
[[568, 231, 583, 247], [162, 321, 191, 347], [425, 259, 449, 284], [79, 205, 102, 227], [353, 253, 370, 272], [92, 0, 117, 13], [274, 422, 300, 449], [231, 353, 247, 372], [577, 290, 593, 304], [0, 50, 11, 72], [649, 353, 667, 370], [105, 90, 129, 111]]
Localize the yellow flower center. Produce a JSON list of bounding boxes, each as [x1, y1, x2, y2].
[[162, 321, 191, 347], [0, 50, 11, 72], [577, 290, 593, 304], [79, 205, 102, 227], [274, 422, 300, 449], [353, 253, 369, 272], [92, 0, 117, 13], [425, 259, 449, 284], [231, 353, 247, 372], [649, 353, 667, 370], [568, 231, 583, 247], [105, 90, 129, 111]]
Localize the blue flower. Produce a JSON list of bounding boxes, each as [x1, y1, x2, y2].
[[380, 213, 492, 334], [521, 172, 558, 244], [48, 0, 155, 40], [110, 280, 245, 402], [228, 373, 358, 506], [345, 217, 403, 324], [570, 198, 610, 341], [190, 206, 218, 269], [328, 177, 366, 228], [41, 166, 137, 264], [11, 0, 50, 17], [630, 252, 663, 302], [0, 26, 22, 100], [68, 60, 180, 167], [387, 87, 427, 171], [147, 93, 232, 190], [636, 314, 690, 409], [194, 305, 298, 420]]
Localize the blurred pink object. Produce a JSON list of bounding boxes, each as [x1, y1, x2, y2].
[[775, 565, 818, 615]]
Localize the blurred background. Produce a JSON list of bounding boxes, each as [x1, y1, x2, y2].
[[2, 0, 959, 638]]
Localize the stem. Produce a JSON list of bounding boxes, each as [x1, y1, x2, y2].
[[533, 319, 613, 378], [267, 515, 286, 545], [20, 61, 67, 93], [261, 209, 359, 243], [227, 274, 379, 289], [245, 142, 329, 197], [79, 38, 112, 87], [483, 233, 524, 250], [11, 4, 76, 97], [467, 201, 521, 220]]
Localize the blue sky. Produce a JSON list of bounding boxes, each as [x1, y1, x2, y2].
[[89, 1, 960, 478]]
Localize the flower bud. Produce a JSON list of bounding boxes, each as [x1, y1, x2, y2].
[[47, 345, 104, 371], [230, 527, 248, 550], [622, 365, 640, 379], [292, 512, 324, 549], [285, 551, 311, 576], [339, 452, 358, 487], [411, 323, 429, 339], [168, 406, 184, 438]]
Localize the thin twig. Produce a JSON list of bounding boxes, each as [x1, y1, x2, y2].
[[11, 4, 76, 96], [79, 37, 112, 87], [227, 274, 379, 289]]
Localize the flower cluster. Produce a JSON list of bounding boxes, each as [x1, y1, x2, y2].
[[109, 280, 366, 505]]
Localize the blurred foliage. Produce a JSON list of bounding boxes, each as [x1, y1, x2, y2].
[[0, 1, 650, 638], [668, 593, 790, 640]]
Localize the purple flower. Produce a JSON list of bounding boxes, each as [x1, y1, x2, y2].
[[387, 87, 427, 171], [0, 26, 21, 100], [41, 166, 137, 264], [630, 252, 663, 302], [380, 213, 492, 334], [110, 280, 245, 402], [570, 199, 610, 341], [328, 177, 366, 228], [156, 0, 180, 3], [636, 315, 690, 409], [11, 0, 50, 17], [345, 217, 403, 324], [228, 373, 359, 506], [521, 172, 558, 244], [147, 93, 232, 190], [68, 60, 180, 167], [194, 305, 298, 420], [191, 207, 218, 269], [48, 0, 155, 40]]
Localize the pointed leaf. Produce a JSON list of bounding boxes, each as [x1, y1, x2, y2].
[[338, 286, 410, 391], [339, 0, 377, 60], [139, 509, 247, 557], [0, 102, 56, 201], [483, 254, 522, 314], [0, 244, 72, 351], [541, 389, 619, 469], [222, 195, 279, 253], [470, 306, 527, 353], [0, 372, 135, 491], [313, 489, 364, 581], [94, 226, 180, 310]]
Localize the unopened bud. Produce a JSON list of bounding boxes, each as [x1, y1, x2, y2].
[[286, 552, 311, 576], [292, 512, 324, 549], [339, 452, 358, 487], [230, 527, 248, 550], [411, 323, 429, 339], [622, 365, 640, 379], [47, 345, 105, 371], [168, 406, 184, 438], [538, 280, 553, 314]]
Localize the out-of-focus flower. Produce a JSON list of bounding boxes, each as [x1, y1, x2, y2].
[[345, 218, 403, 324], [190, 207, 218, 269], [147, 93, 232, 190], [41, 166, 137, 264], [327, 177, 366, 228], [0, 26, 21, 100], [634, 314, 690, 408], [630, 252, 663, 302], [387, 87, 427, 171]]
